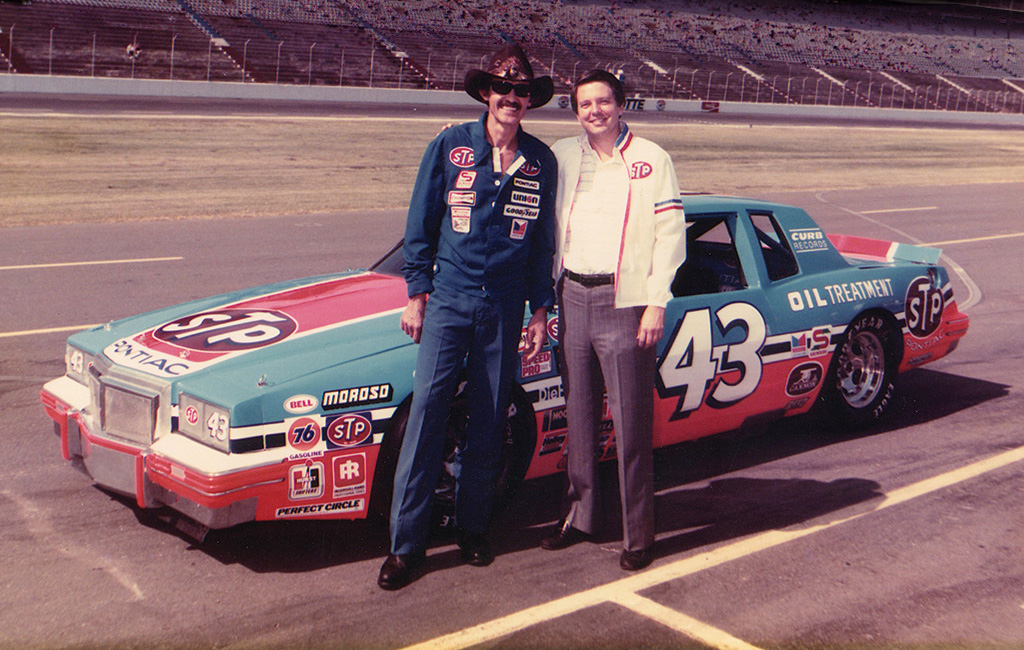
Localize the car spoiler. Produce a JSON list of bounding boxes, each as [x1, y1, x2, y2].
[[827, 234, 942, 265]]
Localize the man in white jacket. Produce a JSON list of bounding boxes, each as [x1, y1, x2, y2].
[[540, 70, 687, 570]]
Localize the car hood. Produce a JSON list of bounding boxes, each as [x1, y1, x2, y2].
[[75, 272, 411, 386]]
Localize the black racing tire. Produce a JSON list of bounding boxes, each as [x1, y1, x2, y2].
[[368, 383, 537, 534], [819, 312, 901, 428]]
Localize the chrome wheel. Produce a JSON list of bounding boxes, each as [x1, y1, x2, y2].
[[836, 328, 887, 409]]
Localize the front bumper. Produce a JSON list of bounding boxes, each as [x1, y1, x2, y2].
[[42, 378, 265, 529]]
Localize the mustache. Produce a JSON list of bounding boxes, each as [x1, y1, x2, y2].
[[499, 98, 523, 110]]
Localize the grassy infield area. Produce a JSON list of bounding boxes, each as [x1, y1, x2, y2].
[[3, 110, 1024, 227]]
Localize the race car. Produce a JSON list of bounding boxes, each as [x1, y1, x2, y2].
[[40, 196, 969, 540]]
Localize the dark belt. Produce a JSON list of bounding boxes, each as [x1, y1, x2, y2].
[[564, 269, 614, 287]]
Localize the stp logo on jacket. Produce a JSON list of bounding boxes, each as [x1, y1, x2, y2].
[[630, 161, 653, 179], [449, 147, 475, 168]]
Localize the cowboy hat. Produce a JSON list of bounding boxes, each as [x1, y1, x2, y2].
[[464, 45, 554, 109]]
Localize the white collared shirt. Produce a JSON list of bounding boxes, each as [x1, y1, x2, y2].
[[561, 145, 629, 275]]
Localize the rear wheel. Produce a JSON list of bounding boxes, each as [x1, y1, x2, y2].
[[369, 383, 537, 533], [820, 313, 900, 427]]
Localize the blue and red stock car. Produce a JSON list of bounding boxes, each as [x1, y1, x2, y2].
[[41, 196, 969, 538]]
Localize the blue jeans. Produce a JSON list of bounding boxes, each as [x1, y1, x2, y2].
[[389, 284, 524, 555]]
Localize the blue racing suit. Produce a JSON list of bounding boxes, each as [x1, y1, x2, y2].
[[391, 112, 557, 554]]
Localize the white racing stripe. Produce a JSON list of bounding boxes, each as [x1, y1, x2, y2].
[[401, 444, 1024, 650]]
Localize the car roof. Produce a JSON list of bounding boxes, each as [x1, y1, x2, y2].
[[679, 194, 791, 216]]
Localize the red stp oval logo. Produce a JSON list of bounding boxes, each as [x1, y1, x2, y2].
[[519, 161, 541, 176], [326, 413, 372, 447], [154, 309, 298, 352], [630, 161, 653, 179], [449, 146, 475, 168]]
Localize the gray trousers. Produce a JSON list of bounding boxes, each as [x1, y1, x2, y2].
[[559, 276, 656, 552]]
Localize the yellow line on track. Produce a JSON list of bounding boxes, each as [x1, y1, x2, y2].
[[0, 325, 99, 339], [402, 444, 1024, 650], [0, 256, 182, 271], [615, 592, 764, 650]]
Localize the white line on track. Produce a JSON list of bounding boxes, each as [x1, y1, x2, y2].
[[924, 231, 1024, 247], [860, 206, 938, 214], [0, 256, 182, 271], [0, 325, 100, 339], [401, 444, 1024, 650]]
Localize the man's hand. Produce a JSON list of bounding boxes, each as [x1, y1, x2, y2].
[[524, 308, 548, 361], [637, 306, 665, 349], [401, 294, 428, 343]]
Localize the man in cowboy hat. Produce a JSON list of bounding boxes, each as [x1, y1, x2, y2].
[[379, 45, 558, 590]]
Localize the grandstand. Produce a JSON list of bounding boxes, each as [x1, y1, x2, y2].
[[1, 0, 1023, 112]]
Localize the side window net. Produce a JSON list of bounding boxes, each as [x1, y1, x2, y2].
[[671, 216, 747, 297]]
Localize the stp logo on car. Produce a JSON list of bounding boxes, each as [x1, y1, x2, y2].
[[905, 277, 944, 338], [326, 413, 373, 448], [154, 309, 298, 352]]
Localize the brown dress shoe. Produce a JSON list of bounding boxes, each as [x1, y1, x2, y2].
[[377, 553, 424, 590], [540, 521, 591, 550]]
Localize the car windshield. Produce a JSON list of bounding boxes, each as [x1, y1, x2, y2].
[[370, 240, 404, 277]]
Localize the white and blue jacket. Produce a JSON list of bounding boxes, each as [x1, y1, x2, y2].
[[552, 124, 687, 308]]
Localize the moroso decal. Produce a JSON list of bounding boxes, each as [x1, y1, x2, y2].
[[449, 146, 475, 168], [905, 277, 944, 338], [322, 383, 392, 409]]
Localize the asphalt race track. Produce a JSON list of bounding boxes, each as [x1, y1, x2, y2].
[[2, 100, 1024, 649]]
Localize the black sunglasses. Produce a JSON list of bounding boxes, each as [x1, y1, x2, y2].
[[489, 78, 532, 98]]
